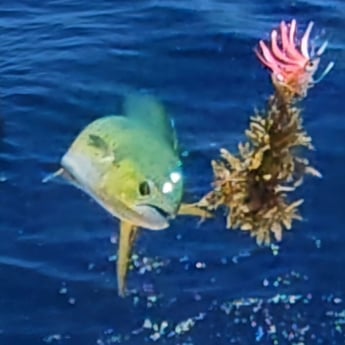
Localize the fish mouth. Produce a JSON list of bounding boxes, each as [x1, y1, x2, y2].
[[133, 204, 170, 230]]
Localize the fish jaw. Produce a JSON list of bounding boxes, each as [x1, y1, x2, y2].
[[133, 204, 170, 230]]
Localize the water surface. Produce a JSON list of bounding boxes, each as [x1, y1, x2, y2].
[[1, 0, 345, 344]]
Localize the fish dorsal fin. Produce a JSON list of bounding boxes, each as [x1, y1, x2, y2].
[[123, 94, 178, 150]]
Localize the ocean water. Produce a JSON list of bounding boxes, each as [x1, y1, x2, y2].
[[1, 0, 345, 344]]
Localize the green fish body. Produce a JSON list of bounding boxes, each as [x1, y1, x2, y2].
[[60, 95, 184, 296]]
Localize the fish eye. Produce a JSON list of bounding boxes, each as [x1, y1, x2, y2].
[[139, 181, 151, 196]]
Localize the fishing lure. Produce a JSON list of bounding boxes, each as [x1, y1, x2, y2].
[[255, 19, 334, 97]]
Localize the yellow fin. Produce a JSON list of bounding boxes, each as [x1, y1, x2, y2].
[[178, 203, 213, 220], [117, 221, 139, 297]]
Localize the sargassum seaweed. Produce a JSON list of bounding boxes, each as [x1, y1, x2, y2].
[[195, 19, 333, 245]]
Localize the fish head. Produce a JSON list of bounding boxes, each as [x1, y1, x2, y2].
[[61, 115, 184, 231]]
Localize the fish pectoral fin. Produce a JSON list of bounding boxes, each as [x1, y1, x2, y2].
[[178, 203, 214, 220], [117, 221, 139, 297]]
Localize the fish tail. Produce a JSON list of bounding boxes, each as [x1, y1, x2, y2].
[[117, 221, 138, 297]]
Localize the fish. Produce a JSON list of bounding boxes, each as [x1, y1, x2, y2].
[[47, 94, 210, 296]]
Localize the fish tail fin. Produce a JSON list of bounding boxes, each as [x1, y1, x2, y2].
[[117, 221, 139, 297]]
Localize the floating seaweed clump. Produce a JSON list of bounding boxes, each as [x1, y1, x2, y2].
[[196, 19, 333, 245]]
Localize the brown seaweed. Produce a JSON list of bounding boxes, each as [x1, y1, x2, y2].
[[194, 19, 333, 245]]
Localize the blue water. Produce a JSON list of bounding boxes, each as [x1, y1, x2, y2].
[[1, 0, 345, 344]]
